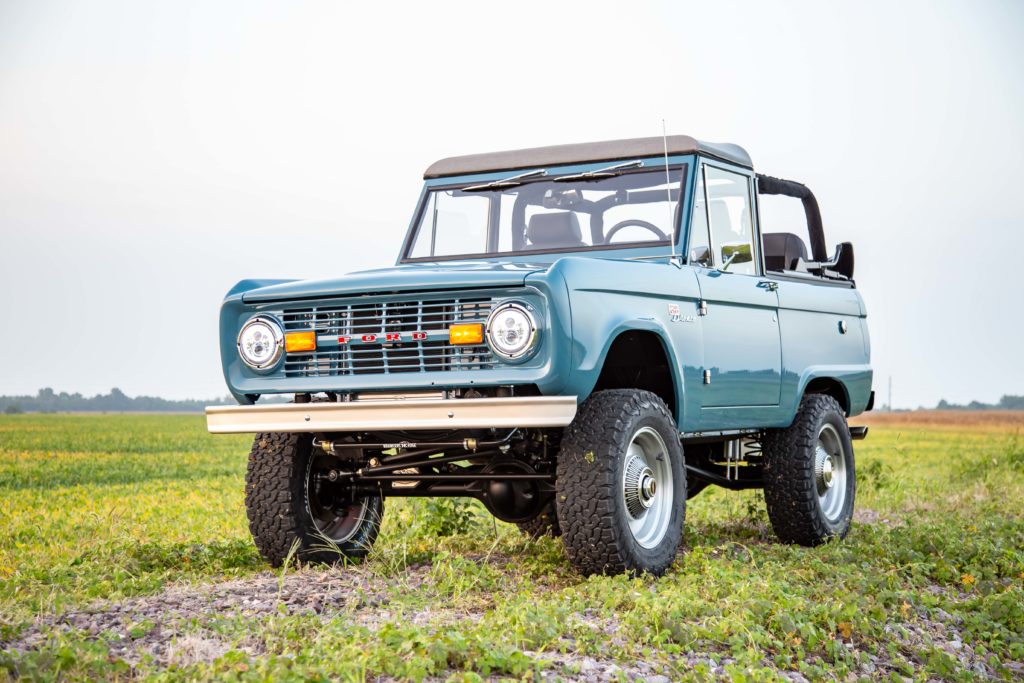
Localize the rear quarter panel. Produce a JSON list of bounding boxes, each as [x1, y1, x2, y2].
[[775, 277, 873, 419]]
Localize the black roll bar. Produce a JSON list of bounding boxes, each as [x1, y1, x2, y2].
[[756, 174, 827, 262]]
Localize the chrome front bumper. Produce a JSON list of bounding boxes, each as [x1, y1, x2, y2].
[[205, 396, 578, 434]]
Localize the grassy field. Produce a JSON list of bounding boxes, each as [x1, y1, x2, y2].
[[1, 412, 1022, 681]]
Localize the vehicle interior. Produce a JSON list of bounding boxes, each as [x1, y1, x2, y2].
[[757, 174, 855, 281], [406, 167, 684, 259], [512, 170, 683, 251], [407, 163, 854, 283]]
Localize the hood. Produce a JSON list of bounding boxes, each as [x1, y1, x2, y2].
[[241, 261, 549, 303]]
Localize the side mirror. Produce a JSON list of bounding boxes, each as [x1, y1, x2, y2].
[[833, 242, 854, 279], [720, 242, 753, 270], [689, 245, 711, 267]]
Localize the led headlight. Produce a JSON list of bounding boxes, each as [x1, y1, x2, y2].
[[237, 316, 284, 370], [486, 301, 539, 361]]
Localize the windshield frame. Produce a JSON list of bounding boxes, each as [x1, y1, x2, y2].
[[398, 156, 694, 263]]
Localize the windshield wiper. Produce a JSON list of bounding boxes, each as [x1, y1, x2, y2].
[[553, 160, 643, 182], [462, 168, 547, 192]]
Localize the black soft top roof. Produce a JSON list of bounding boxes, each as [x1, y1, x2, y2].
[[423, 135, 752, 179]]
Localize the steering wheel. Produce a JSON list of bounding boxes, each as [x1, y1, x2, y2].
[[604, 219, 668, 243]]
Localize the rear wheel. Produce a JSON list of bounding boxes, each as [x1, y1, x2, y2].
[[556, 390, 685, 576], [762, 394, 856, 545], [516, 500, 561, 538], [245, 432, 383, 566]]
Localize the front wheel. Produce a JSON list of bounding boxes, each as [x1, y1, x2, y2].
[[762, 394, 856, 545], [556, 390, 686, 576], [245, 432, 383, 566]]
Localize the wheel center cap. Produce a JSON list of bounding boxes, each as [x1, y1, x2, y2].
[[640, 473, 657, 503], [821, 455, 835, 488]]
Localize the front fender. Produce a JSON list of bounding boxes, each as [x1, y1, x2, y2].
[[547, 257, 703, 430], [566, 318, 686, 426]]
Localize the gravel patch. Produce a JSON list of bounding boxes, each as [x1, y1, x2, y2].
[[881, 596, 1001, 679], [854, 507, 904, 526], [3, 561, 1015, 680], [4, 563, 445, 665]]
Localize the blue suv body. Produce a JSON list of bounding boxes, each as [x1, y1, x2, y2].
[[210, 136, 872, 576]]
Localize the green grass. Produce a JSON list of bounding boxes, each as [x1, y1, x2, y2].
[[1, 413, 1023, 681]]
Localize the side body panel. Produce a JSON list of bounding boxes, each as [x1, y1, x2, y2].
[[552, 262, 872, 432]]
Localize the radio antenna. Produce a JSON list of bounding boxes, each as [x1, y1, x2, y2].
[[662, 119, 679, 266]]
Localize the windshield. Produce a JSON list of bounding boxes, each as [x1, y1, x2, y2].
[[404, 165, 687, 261]]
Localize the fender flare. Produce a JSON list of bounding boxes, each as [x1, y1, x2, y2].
[[573, 319, 686, 426], [792, 366, 863, 415]]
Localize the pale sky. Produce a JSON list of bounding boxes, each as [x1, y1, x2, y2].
[[1, 0, 1022, 407]]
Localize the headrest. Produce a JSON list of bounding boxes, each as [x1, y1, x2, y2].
[[526, 211, 583, 248], [763, 232, 808, 271]]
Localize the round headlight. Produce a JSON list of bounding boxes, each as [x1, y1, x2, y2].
[[486, 302, 539, 361], [237, 316, 284, 370]]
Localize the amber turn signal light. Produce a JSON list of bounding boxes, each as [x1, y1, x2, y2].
[[449, 323, 484, 345], [284, 331, 317, 353]]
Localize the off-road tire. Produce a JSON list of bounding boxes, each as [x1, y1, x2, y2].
[[762, 394, 855, 546], [516, 500, 561, 538], [245, 432, 383, 566], [556, 389, 685, 576]]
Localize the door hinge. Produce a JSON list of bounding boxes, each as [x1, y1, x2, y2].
[[703, 369, 711, 385], [698, 300, 708, 316]]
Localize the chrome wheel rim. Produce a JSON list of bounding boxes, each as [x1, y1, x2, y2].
[[621, 427, 673, 549], [815, 424, 848, 523], [305, 455, 371, 544]]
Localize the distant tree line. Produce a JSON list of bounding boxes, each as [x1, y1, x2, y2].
[[0, 388, 234, 414], [2, 388, 1021, 415], [935, 395, 1024, 411]]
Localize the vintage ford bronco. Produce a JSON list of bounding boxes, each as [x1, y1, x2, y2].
[[207, 136, 873, 576]]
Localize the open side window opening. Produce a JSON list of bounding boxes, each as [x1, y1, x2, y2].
[[756, 174, 854, 281]]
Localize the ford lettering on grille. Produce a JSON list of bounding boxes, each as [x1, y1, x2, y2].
[[338, 331, 429, 344]]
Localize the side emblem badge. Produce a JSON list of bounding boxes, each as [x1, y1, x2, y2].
[[668, 303, 695, 323]]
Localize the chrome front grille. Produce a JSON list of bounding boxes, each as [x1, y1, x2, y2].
[[280, 296, 495, 378]]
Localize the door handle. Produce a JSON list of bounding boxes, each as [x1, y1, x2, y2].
[[759, 280, 779, 292]]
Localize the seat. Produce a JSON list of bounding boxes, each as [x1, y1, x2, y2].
[[762, 232, 808, 271], [526, 212, 585, 249]]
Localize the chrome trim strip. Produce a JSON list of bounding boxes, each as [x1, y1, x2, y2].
[[206, 396, 578, 434]]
